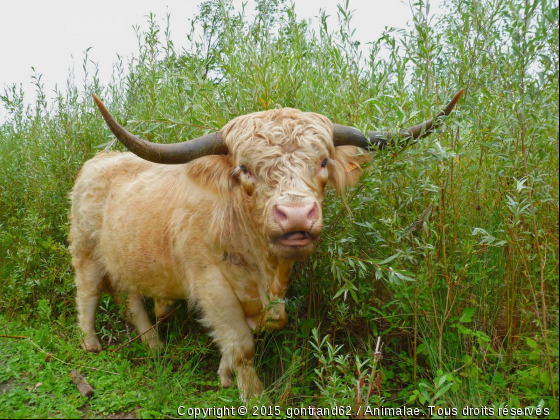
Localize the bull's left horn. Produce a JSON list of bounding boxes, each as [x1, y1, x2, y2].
[[93, 95, 228, 164], [333, 89, 464, 150]]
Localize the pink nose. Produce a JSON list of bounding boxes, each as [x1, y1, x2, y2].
[[273, 203, 319, 232]]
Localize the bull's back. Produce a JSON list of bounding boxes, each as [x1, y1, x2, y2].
[[70, 152, 153, 245]]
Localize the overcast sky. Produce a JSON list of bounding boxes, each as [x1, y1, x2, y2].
[[0, 0, 442, 109]]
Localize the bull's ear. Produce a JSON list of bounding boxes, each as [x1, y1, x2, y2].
[[184, 155, 236, 196], [328, 146, 370, 195]]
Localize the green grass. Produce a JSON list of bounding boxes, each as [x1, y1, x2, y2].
[[1, 0, 558, 418], [0, 312, 244, 418]]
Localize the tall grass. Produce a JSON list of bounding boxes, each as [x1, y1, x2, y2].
[[1, 0, 558, 414]]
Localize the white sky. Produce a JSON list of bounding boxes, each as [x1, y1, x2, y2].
[[0, 0, 442, 110]]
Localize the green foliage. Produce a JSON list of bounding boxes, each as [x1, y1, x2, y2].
[[1, 0, 558, 417]]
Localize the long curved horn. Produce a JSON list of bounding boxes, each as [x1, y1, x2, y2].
[[93, 95, 227, 164], [333, 89, 464, 150]]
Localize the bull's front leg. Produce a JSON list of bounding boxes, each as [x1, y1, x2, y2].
[[255, 269, 290, 332], [193, 267, 263, 400]]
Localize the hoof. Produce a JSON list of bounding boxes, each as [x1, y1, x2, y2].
[[238, 378, 263, 402], [81, 336, 102, 353], [219, 373, 233, 389], [144, 335, 166, 353]]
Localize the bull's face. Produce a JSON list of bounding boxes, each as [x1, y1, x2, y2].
[[222, 109, 339, 260]]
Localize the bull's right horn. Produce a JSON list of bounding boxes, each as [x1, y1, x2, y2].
[[93, 95, 228, 164], [333, 89, 464, 150]]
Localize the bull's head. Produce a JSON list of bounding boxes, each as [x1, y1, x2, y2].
[[93, 90, 463, 260]]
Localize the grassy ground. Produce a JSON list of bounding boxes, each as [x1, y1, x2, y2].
[[1, 0, 558, 418], [0, 313, 241, 418]]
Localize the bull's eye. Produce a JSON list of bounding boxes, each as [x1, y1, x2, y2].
[[240, 164, 248, 174], [321, 159, 328, 168]]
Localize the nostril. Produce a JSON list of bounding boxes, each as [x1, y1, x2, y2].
[[273, 205, 288, 221], [307, 203, 318, 221]]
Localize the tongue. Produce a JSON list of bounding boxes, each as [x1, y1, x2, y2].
[[286, 232, 306, 240], [279, 231, 312, 246]]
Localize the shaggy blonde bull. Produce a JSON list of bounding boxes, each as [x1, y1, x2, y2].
[[69, 91, 462, 399], [69, 108, 366, 398]]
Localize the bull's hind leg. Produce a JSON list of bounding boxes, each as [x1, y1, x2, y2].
[[74, 258, 104, 352], [122, 292, 165, 352], [155, 298, 175, 319], [194, 267, 263, 400]]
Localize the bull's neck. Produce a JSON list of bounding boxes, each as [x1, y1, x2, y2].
[[218, 192, 292, 293]]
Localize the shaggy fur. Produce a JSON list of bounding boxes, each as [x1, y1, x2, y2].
[[69, 107, 368, 399]]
